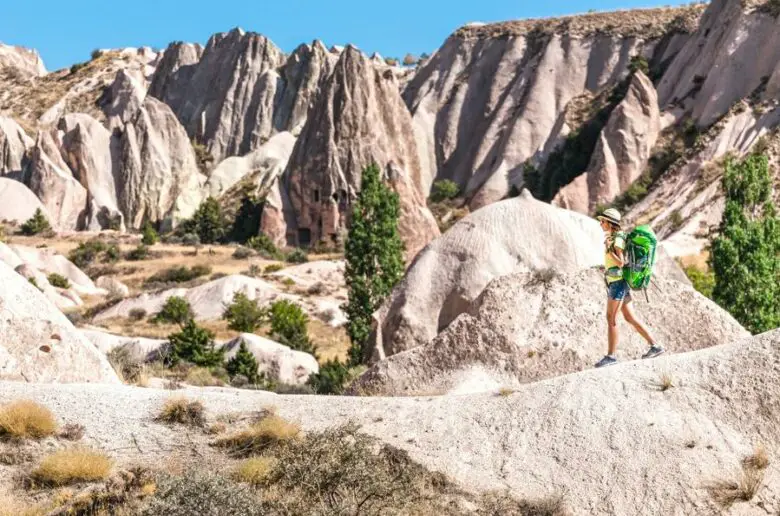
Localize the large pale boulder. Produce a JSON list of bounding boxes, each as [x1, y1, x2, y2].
[[0, 260, 119, 383], [24, 132, 88, 230], [223, 333, 318, 385], [8, 244, 104, 297], [554, 71, 661, 213], [368, 190, 688, 361], [58, 114, 124, 230], [356, 267, 749, 395], [285, 45, 439, 258], [0, 42, 46, 76], [0, 116, 33, 177], [0, 177, 49, 225], [115, 96, 205, 231], [95, 276, 130, 298], [81, 329, 167, 363], [14, 263, 81, 311]]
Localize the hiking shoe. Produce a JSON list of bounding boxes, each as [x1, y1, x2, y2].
[[594, 355, 617, 368], [642, 345, 665, 359]]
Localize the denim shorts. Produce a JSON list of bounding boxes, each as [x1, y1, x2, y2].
[[607, 279, 632, 301]]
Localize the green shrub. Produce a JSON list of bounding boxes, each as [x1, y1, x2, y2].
[[142, 222, 159, 246], [232, 247, 254, 260], [47, 273, 70, 289], [90, 49, 103, 60], [167, 321, 224, 368], [68, 240, 108, 269], [307, 359, 354, 395], [669, 210, 684, 231], [192, 141, 215, 175], [126, 244, 150, 261], [266, 300, 316, 356], [20, 209, 51, 236], [223, 292, 264, 333], [629, 55, 650, 75], [429, 179, 460, 203], [146, 265, 211, 285], [186, 197, 226, 244], [69, 62, 87, 74], [285, 248, 308, 264], [263, 263, 284, 274], [246, 234, 280, 259], [181, 233, 201, 247], [28, 277, 40, 290], [684, 265, 715, 299], [226, 341, 260, 384], [154, 296, 194, 326], [104, 244, 121, 263], [143, 471, 263, 516]]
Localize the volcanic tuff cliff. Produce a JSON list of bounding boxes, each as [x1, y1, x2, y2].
[[0, 0, 779, 257]]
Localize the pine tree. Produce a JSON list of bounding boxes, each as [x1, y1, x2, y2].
[[223, 292, 264, 333], [711, 153, 780, 334], [21, 208, 52, 236], [142, 221, 158, 246], [167, 320, 224, 367], [343, 163, 405, 365], [226, 341, 260, 384], [190, 197, 225, 244], [266, 300, 317, 356], [154, 296, 194, 327]]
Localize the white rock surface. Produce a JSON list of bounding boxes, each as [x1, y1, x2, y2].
[[0, 116, 33, 176], [0, 42, 46, 76], [95, 276, 130, 298], [0, 260, 119, 383], [8, 244, 104, 297], [81, 328, 167, 363], [223, 333, 319, 385], [0, 177, 49, 225]]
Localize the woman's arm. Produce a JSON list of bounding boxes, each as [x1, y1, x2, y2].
[[610, 247, 625, 267]]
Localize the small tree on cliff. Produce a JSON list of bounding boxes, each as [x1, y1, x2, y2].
[[711, 153, 780, 334], [344, 163, 405, 365]]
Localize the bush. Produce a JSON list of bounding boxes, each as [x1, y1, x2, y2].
[[90, 49, 103, 60], [68, 240, 108, 269], [223, 293, 264, 333], [0, 400, 58, 439], [143, 471, 264, 516], [213, 414, 300, 458], [153, 296, 194, 326], [683, 265, 714, 298], [187, 197, 225, 244], [142, 222, 158, 246], [307, 359, 353, 395], [629, 55, 650, 75], [146, 265, 211, 285], [20, 208, 51, 236], [129, 308, 147, 321], [285, 248, 308, 264], [181, 233, 201, 247], [246, 234, 280, 259], [429, 179, 460, 203], [233, 457, 276, 487], [31, 448, 112, 486], [226, 342, 260, 384], [69, 62, 87, 74], [232, 247, 254, 260], [126, 244, 151, 261], [156, 397, 205, 427], [104, 244, 121, 263], [107, 347, 143, 384], [167, 321, 224, 368], [263, 263, 284, 274], [266, 300, 316, 356], [47, 273, 70, 289]]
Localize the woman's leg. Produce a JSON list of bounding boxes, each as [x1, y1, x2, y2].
[[606, 297, 623, 355], [621, 297, 656, 346]]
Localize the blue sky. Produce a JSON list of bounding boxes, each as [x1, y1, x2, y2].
[[2, 0, 685, 71]]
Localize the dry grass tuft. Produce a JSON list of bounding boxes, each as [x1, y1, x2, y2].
[[481, 490, 570, 515], [658, 372, 675, 392], [0, 400, 58, 439], [233, 457, 277, 486], [708, 467, 764, 508], [497, 387, 515, 397], [185, 367, 224, 387], [742, 445, 770, 470], [155, 397, 205, 427], [0, 494, 46, 516], [214, 414, 300, 457], [31, 448, 113, 486]]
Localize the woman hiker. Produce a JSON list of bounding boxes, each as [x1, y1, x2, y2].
[[594, 208, 664, 368]]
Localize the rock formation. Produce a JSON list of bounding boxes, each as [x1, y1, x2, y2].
[[0, 116, 33, 177], [0, 42, 46, 76], [223, 333, 319, 385], [356, 267, 748, 395], [554, 71, 661, 213], [0, 177, 48, 225], [0, 260, 119, 383], [402, 6, 703, 205], [285, 45, 439, 257]]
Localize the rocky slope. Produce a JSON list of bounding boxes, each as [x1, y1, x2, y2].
[[0, 42, 46, 76], [2, 329, 778, 514]]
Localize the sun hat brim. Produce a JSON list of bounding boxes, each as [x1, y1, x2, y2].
[[596, 215, 621, 226]]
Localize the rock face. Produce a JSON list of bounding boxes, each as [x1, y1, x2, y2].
[[0, 177, 49, 225], [0, 42, 46, 76], [223, 333, 319, 385], [554, 71, 661, 213], [356, 267, 749, 395], [81, 329, 167, 364], [95, 276, 130, 298], [24, 131, 88, 230], [7, 244, 105, 298], [369, 190, 689, 361], [0, 116, 33, 177], [285, 46, 439, 257], [58, 114, 124, 230], [0, 260, 119, 383], [402, 6, 703, 204], [115, 96, 205, 230]]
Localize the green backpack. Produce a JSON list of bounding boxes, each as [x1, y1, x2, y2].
[[622, 225, 658, 291]]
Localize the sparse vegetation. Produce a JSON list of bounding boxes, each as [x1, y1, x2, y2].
[[107, 347, 143, 384], [68, 239, 111, 269], [263, 263, 284, 274], [126, 244, 151, 261], [233, 457, 276, 486], [145, 265, 212, 286], [246, 234, 281, 259], [683, 265, 715, 299], [47, 273, 70, 289], [185, 366, 225, 387], [90, 49, 103, 60], [668, 210, 684, 231], [156, 397, 205, 427], [708, 467, 764, 508], [153, 296, 194, 326], [129, 308, 148, 321], [711, 153, 780, 334], [192, 140, 215, 175], [285, 248, 308, 264], [226, 342, 261, 384], [345, 163, 405, 365], [184, 197, 226, 244], [167, 321, 224, 368], [232, 246, 254, 259], [142, 222, 159, 246], [20, 208, 51, 236], [307, 359, 356, 395], [223, 292, 264, 333], [658, 372, 675, 391], [498, 387, 515, 397], [31, 448, 113, 486], [144, 470, 263, 516], [214, 414, 301, 457], [266, 300, 317, 356], [742, 445, 770, 470], [59, 423, 86, 441], [430, 179, 460, 203], [0, 400, 58, 439], [629, 55, 650, 75]]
